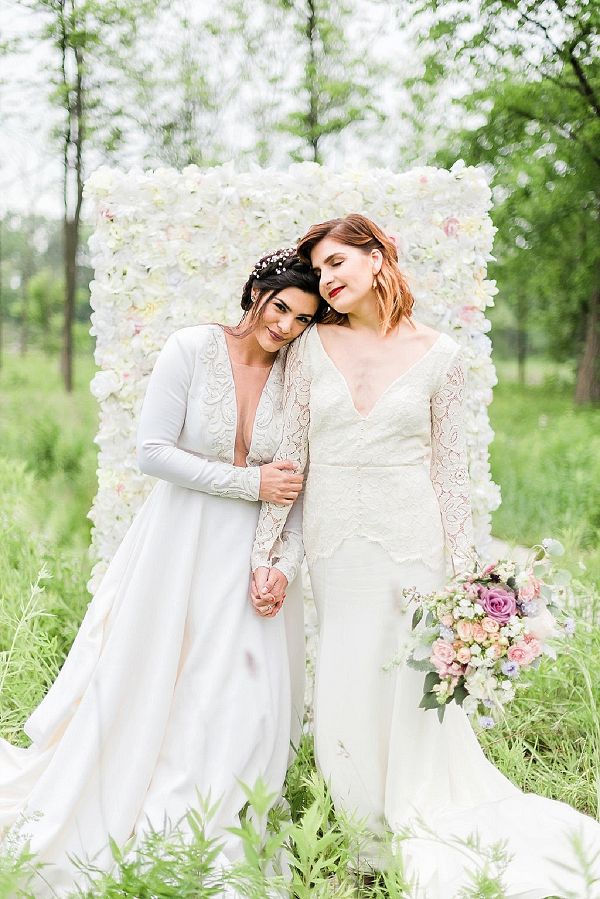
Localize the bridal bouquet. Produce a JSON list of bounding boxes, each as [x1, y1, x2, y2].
[[405, 539, 575, 728]]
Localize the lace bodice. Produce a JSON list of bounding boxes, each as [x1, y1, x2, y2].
[[251, 326, 475, 577], [137, 324, 303, 582]]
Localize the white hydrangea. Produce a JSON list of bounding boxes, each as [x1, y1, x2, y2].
[[84, 161, 500, 592]]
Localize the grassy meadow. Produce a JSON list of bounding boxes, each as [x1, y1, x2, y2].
[[0, 349, 598, 897]]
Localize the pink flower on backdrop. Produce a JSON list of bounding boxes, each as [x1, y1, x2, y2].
[[483, 563, 497, 576], [431, 639, 456, 670], [459, 305, 479, 324], [479, 586, 517, 624], [442, 216, 460, 238], [456, 646, 472, 664], [456, 619, 474, 641], [441, 614, 454, 628]]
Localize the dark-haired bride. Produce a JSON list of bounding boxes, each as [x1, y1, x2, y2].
[[0, 249, 326, 895], [251, 215, 600, 898]]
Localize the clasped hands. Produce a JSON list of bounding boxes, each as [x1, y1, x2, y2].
[[251, 567, 288, 618]]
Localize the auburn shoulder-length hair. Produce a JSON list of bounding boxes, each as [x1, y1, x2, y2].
[[297, 213, 415, 333]]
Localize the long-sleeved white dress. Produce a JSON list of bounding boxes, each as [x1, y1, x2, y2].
[[0, 323, 305, 896], [252, 324, 600, 899]]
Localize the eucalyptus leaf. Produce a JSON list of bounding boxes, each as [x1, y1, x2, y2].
[[407, 658, 436, 672], [553, 568, 572, 586], [424, 671, 441, 694], [437, 705, 446, 723], [544, 539, 565, 558], [419, 692, 440, 710], [411, 606, 424, 630], [453, 684, 468, 706]]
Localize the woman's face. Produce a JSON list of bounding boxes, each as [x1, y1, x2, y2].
[[310, 237, 381, 314], [253, 287, 320, 352]]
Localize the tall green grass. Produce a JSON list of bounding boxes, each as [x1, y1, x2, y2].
[[0, 352, 598, 896]]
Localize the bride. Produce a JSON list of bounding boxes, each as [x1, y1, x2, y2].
[[251, 214, 600, 898], [0, 248, 326, 896]]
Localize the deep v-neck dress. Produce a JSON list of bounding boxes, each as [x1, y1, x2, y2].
[[252, 325, 600, 898], [0, 324, 306, 896]]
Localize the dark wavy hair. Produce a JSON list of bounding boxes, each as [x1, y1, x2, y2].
[[228, 249, 328, 337]]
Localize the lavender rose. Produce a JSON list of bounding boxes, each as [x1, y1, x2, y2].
[[478, 585, 517, 624]]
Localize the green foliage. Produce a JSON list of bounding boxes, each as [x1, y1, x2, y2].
[[489, 379, 600, 563], [399, 0, 600, 400], [267, 0, 384, 162]]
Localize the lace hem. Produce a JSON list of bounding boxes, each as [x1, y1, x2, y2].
[[305, 531, 446, 571]]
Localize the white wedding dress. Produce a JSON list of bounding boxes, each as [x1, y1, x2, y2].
[[252, 324, 600, 899], [0, 324, 305, 896]]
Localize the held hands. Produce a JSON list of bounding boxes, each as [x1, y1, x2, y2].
[[259, 460, 303, 505], [251, 567, 288, 618]]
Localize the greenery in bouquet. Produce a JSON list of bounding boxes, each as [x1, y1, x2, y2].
[[405, 539, 576, 728]]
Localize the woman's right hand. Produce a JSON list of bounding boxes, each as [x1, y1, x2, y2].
[[259, 460, 303, 504]]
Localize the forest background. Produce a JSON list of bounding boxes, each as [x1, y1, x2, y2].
[[0, 1, 599, 896]]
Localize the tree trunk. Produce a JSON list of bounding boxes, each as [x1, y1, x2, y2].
[[574, 282, 600, 404], [516, 293, 528, 386], [19, 223, 35, 357], [0, 217, 3, 370], [60, 28, 84, 393], [306, 0, 321, 164], [62, 217, 76, 391]]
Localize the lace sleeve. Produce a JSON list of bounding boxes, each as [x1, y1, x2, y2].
[[251, 334, 311, 572], [269, 489, 304, 584], [137, 330, 260, 501], [430, 349, 475, 577]]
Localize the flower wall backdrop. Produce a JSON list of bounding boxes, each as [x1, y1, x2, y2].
[[85, 161, 500, 593]]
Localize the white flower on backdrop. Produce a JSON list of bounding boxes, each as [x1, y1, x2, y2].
[[84, 160, 500, 593]]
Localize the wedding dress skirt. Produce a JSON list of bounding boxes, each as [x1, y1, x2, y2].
[[0, 480, 304, 896], [310, 538, 600, 899]]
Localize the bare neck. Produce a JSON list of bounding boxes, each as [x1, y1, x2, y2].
[[225, 325, 277, 367]]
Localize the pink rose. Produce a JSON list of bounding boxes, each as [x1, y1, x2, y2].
[[507, 642, 535, 666], [471, 622, 487, 642], [441, 614, 454, 628], [481, 616, 500, 634], [479, 586, 517, 624], [519, 578, 541, 602], [456, 646, 471, 664], [431, 639, 456, 670], [523, 633, 542, 658], [455, 619, 473, 642], [448, 662, 465, 676]]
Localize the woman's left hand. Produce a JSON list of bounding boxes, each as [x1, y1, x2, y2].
[[251, 567, 288, 618]]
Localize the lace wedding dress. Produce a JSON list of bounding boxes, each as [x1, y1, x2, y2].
[[0, 324, 305, 896], [252, 324, 600, 899]]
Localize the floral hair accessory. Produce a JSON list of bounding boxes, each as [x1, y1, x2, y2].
[[251, 247, 296, 279]]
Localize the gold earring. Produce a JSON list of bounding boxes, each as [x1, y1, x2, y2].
[[372, 276, 378, 290]]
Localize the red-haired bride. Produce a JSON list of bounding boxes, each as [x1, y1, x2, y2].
[[251, 214, 600, 898]]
